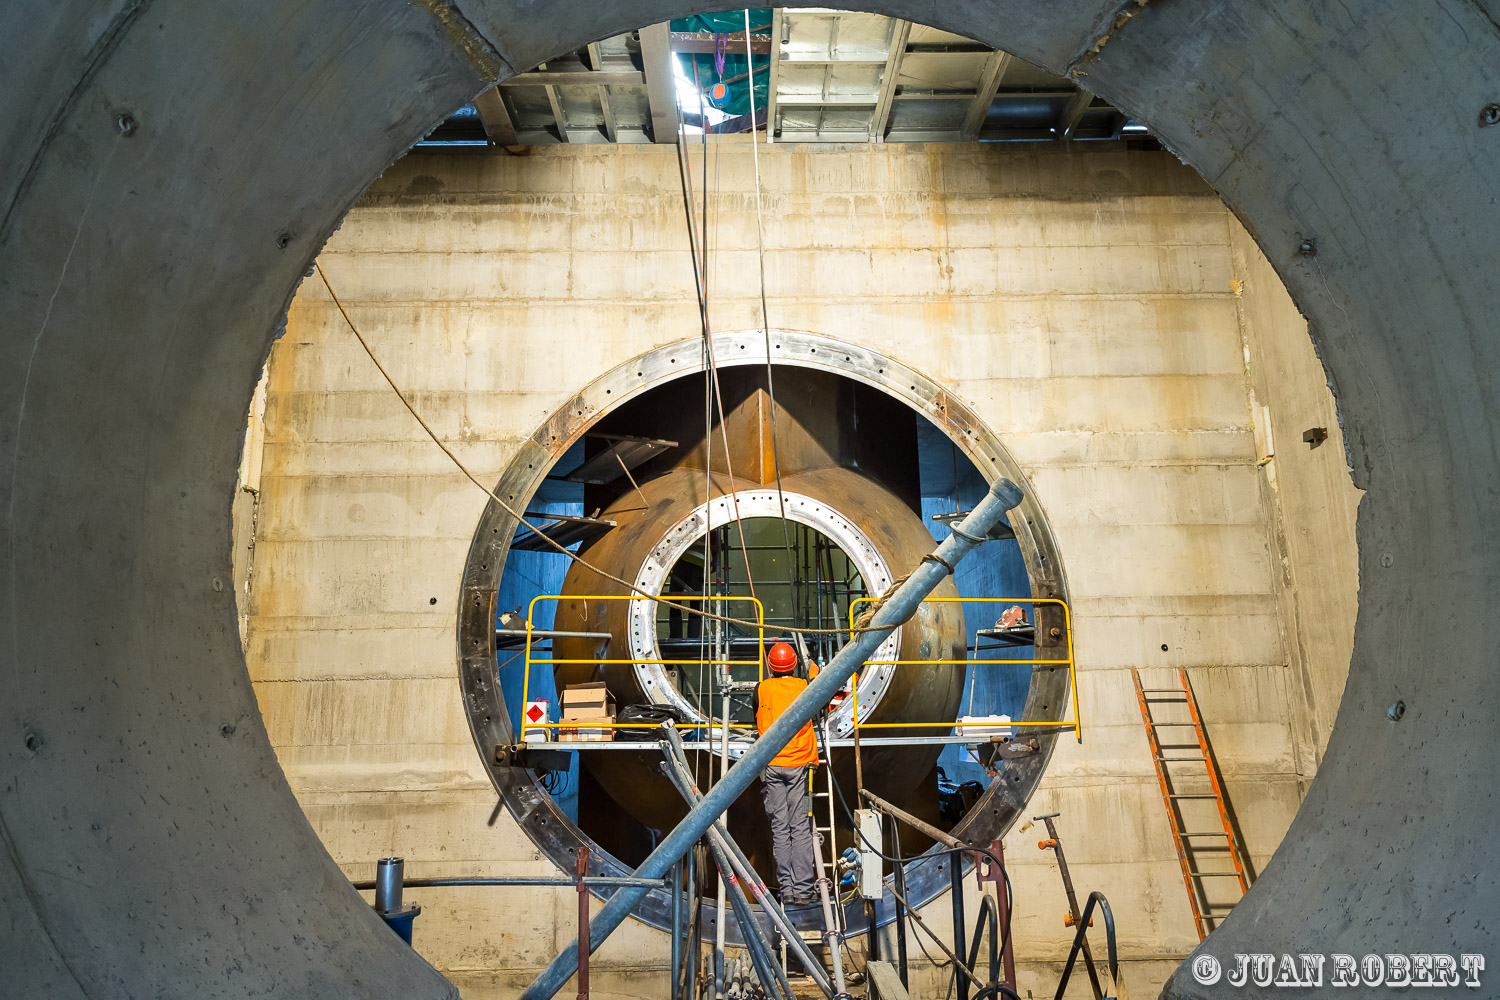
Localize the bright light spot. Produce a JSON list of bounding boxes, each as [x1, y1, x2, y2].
[[673, 55, 734, 135]]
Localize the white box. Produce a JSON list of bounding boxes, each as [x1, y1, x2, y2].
[[856, 808, 884, 900], [957, 714, 1012, 741]]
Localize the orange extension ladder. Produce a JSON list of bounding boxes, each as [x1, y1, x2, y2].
[[1131, 668, 1252, 941]]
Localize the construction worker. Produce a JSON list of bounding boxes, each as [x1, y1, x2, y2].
[[753, 641, 819, 906]]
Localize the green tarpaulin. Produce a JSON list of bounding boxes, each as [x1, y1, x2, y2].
[[668, 10, 772, 121]]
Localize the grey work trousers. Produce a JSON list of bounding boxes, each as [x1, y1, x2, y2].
[[761, 764, 817, 901]]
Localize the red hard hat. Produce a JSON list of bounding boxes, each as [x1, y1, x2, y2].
[[766, 642, 798, 674]]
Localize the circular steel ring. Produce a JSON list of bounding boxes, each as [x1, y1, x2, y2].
[[458, 330, 1071, 935], [626, 488, 901, 750]]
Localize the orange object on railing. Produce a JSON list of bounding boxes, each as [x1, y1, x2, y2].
[[846, 596, 1081, 742]]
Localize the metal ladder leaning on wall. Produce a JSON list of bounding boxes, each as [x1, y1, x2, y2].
[[1130, 668, 1252, 941]]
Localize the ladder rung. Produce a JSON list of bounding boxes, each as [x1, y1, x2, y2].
[[1180, 831, 1231, 838], [1151, 722, 1198, 727], [1141, 688, 1184, 693], [1156, 755, 1206, 762], [1168, 794, 1218, 799], [1188, 871, 1244, 878]]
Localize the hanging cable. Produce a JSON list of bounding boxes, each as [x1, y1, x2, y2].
[[677, 68, 759, 614], [316, 194, 919, 635], [743, 8, 802, 636]]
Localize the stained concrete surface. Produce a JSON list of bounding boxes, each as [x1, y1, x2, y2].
[[244, 143, 1355, 998], [1, 2, 1496, 999]]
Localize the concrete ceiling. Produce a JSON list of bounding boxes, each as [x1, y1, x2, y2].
[[424, 8, 1146, 148]]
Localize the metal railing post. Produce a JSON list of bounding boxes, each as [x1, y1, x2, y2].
[[892, 846, 909, 988], [952, 852, 969, 1000], [517, 478, 1024, 1000], [1052, 892, 1118, 1000], [576, 846, 590, 1000]]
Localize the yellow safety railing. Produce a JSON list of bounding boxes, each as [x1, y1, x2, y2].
[[520, 594, 765, 740], [847, 596, 1080, 742]]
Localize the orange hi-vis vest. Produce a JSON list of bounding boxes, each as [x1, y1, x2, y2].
[[755, 676, 819, 768]]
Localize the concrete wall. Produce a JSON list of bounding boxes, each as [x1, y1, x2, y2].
[[237, 140, 1358, 999]]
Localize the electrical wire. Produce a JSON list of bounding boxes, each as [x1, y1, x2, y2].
[[676, 64, 759, 615], [313, 144, 924, 638], [315, 227, 904, 637], [891, 820, 951, 974], [742, 9, 801, 630]]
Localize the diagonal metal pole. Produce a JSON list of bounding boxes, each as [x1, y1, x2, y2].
[[658, 732, 834, 997], [705, 830, 793, 1000], [519, 478, 1024, 1000]]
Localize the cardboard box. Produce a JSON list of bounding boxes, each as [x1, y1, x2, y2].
[[558, 714, 615, 742], [561, 682, 614, 720]]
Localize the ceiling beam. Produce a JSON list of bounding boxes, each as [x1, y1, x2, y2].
[[598, 86, 618, 142], [960, 50, 1012, 141], [544, 85, 570, 142], [777, 94, 880, 107], [504, 69, 644, 88], [869, 19, 911, 141], [671, 30, 771, 55], [472, 87, 518, 147], [766, 8, 783, 142], [1058, 87, 1095, 141], [640, 23, 680, 143]]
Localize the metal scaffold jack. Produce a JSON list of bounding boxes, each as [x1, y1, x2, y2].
[[518, 477, 1025, 1000]]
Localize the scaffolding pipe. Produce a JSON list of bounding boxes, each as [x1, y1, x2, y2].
[[671, 858, 684, 998], [860, 788, 970, 851], [518, 478, 1024, 1000], [705, 833, 793, 1000], [807, 816, 848, 994], [658, 737, 834, 997], [715, 661, 733, 998]]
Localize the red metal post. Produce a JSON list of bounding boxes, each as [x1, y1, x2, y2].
[[975, 840, 1017, 991], [576, 846, 590, 1000]]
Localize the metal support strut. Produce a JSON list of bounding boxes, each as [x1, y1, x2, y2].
[[518, 478, 1024, 1000], [1035, 814, 1102, 1000], [659, 729, 834, 997]]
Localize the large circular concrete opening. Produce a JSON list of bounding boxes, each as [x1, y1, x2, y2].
[[3, 2, 1493, 1000]]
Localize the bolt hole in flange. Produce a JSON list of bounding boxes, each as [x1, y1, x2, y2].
[[458, 332, 1068, 931]]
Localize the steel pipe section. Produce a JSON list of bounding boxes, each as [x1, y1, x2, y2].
[[461, 331, 1070, 937], [0, 2, 1495, 998]]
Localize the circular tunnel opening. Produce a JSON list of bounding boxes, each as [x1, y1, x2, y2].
[[472, 342, 1057, 925], [652, 515, 869, 725]]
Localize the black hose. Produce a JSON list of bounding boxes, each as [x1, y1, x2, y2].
[[970, 985, 1023, 1000]]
